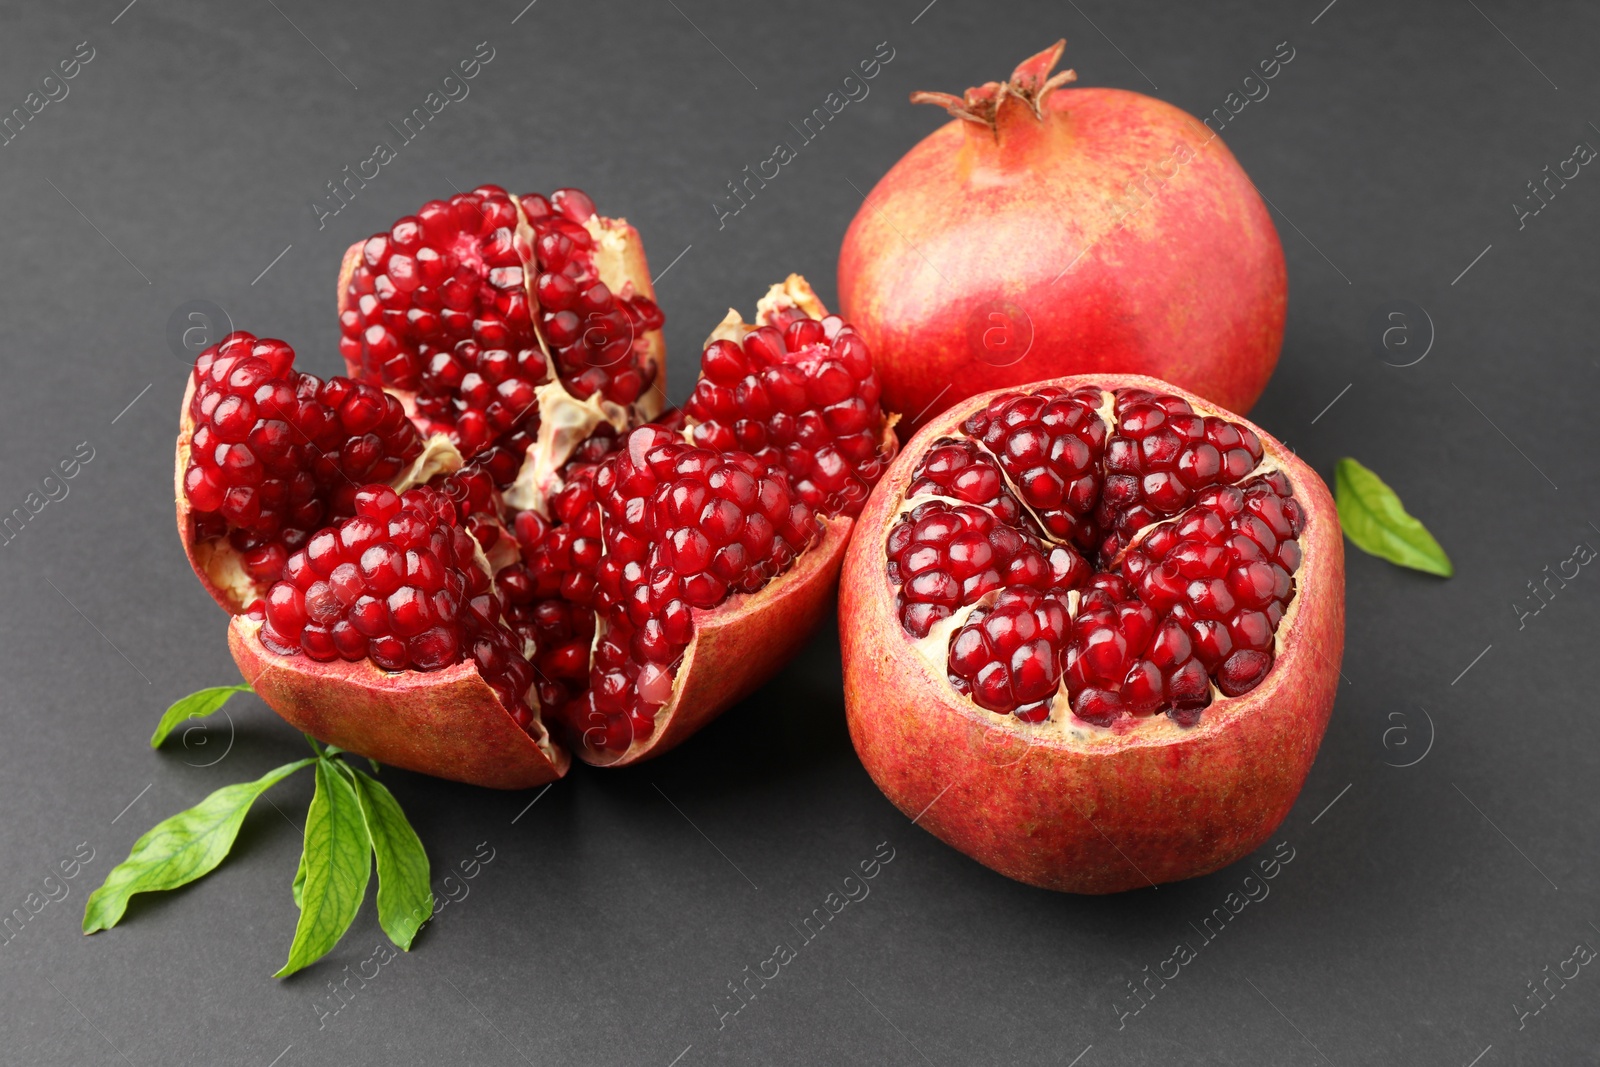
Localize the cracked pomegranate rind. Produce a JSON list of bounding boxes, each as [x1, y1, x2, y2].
[[175, 263, 895, 787], [230, 616, 567, 789], [841, 374, 1342, 893]]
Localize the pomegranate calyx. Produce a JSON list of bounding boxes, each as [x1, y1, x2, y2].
[[910, 39, 1077, 131]]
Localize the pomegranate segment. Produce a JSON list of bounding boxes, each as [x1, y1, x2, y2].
[[336, 183, 665, 483], [685, 313, 888, 518], [960, 386, 1108, 552], [554, 426, 823, 751], [520, 189, 664, 407], [1093, 388, 1266, 560], [255, 484, 538, 728], [841, 374, 1343, 893], [885, 383, 1302, 728], [886, 500, 1085, 638], [945, 586, 1070, 722]]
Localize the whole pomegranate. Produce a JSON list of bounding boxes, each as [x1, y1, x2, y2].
[[838, 41, 1287, 432], [839, 375, 1341, 893], [176, 188, 894, 787]]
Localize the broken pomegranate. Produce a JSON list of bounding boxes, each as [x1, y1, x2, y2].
[[840, 375, 1342, 893], [839, 41, 1286, 433], [175, 233, 895, 787]]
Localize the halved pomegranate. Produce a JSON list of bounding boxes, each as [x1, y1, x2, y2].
[[840, 376, 1342, 893], [176, 242, 895, 786]]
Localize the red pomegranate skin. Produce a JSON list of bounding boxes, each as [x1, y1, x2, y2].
[[230, 616, 568, 790], [839, 375, 1341, 893], [838, 44, 1287, 432]]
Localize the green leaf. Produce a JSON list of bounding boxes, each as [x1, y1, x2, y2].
[[150, 685, 252, 749], [1335, 458, 1454, 577], [82, 759, 314, 934], [276, 760, 371, 978], [350, 768, 433, 950]]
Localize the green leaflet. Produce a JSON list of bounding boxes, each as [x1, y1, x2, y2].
[[350, 768, 433, 950], [149, 685, 253, 749], [82, 758, 314, 934], [277, 760, 372, 978], [1335, 458, 1454, 577]]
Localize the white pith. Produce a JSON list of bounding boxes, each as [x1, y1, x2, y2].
[[887, 389, 1301, 740], [502, 208, 664, 514]]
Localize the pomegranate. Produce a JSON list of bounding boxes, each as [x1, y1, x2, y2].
[[176, 223, 895, 787], [838, 41, 1287, 433], [839, 375, 1342, 893]]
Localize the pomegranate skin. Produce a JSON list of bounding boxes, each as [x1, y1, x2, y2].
[[229, 616, 568, 790], [838, 44, 1286, 433], [174, 372, 275, 615], [839, 375, 1342, 893]]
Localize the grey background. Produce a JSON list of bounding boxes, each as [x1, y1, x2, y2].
[[0, 0, 1595, 1064]]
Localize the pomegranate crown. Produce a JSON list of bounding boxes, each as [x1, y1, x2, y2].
[[910, 39, 1077, 131]]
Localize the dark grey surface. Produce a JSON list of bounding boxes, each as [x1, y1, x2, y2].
[[0, 0, 1596, 1063]]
